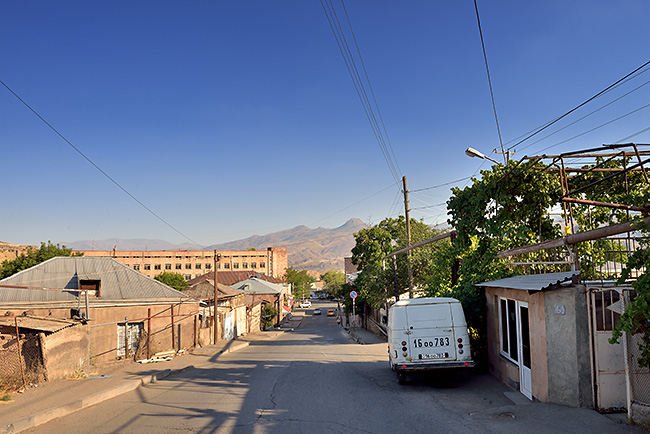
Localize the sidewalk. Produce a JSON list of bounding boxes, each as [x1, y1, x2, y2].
[[0, 329, 284, 434]]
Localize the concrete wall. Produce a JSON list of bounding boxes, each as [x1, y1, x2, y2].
[[544, 285, 593, 408], [19, 300, 200, 366], [42, 325, 88, 381]]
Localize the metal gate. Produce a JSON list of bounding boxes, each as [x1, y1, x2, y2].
[[589, 287, 626, 411]]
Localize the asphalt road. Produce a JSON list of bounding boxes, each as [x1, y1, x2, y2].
[[22, 301, 645, 434]]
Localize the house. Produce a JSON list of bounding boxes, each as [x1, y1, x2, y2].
[[475, 271, 593, 407], [0, 257, 200, 369], [184, 276, 249, 343], [230, 277, 292, 327]]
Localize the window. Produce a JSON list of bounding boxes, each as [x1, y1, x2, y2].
[[185, 275, 192, 280], [186, 264, 192, 269], [144, 264, 151, 270], [117, 322, 143, 357], [217, 263, 221, 269], [260, 263, 265, 268], [242, 262, 248, 268], [154, 264, 161, 270], [224, 263, 230, 269], [196, 263, 201, 269], [165, 264, 171, 270], [233, 263, 239, 269], [133, 264, 140, 271], [176, 264, 182, 270], [251, 262, 257, 269], [206, 263, 212, 270], [499, 298, 518, 363]]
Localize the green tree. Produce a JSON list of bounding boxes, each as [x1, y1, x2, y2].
[[320, 270, 345, 295], [0, 241, 82, 279], [610, 221, 650, 368], [154, 271, 189, 292], [261, 304, 278, 330], [284, 267, 315, 300]]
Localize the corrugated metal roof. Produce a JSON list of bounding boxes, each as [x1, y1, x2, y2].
[[230, 277, 284, 295], [184, 280, 243, 300], [0, 257, 188, 303], [0, 315, 78, 333], [474, 271, 580, 291], [188, 271, 285, 286]]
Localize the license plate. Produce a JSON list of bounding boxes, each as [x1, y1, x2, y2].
[[421, 352, 449, 360]]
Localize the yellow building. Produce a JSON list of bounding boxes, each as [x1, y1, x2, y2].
[[80, 247, 288, 281]]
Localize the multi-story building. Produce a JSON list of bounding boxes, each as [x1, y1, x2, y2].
[[80, 247, 288, 281]]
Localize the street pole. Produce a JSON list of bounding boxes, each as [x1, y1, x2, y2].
[[213, 250, 219, 345], [403, 176, 414, 298], [353, 297, 356, 334]]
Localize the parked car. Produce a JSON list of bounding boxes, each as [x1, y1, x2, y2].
[[313, 309, 321, 315], [300, 301, 312, 308], [327, 309, 335, 316]]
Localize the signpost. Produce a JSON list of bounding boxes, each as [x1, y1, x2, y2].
[[350, 291, 357, 333]]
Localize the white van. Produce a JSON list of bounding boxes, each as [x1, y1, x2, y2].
[[388, 297, 475, 384]]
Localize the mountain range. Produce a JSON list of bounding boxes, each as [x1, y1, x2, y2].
[[64, 218, 368, 272]]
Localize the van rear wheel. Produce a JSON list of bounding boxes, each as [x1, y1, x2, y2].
[[397, 372, 407, 385]]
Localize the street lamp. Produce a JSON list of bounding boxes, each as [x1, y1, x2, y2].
[[465, 147, 499, 164]]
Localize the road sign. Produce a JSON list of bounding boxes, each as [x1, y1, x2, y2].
[[350, 291, 357, 299]]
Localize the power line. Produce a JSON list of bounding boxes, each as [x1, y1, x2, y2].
[[410, 176, 472, 193], [507, 59, 650, 151], [518, 77, 650, 152], [474, 0, 505, 159], [1, 79, 203, 248], [320, 0, 402, 184], [536, 102, 650, 153]]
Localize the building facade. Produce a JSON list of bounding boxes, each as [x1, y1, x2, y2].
[[80, 247, 288, 281]]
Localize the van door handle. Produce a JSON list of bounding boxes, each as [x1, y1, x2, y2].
[[404, 330, 413, 335]]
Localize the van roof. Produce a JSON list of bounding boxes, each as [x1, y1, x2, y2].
[[392, 297, 459, 307]]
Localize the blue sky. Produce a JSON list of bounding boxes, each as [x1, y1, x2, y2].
[[2, 1, 649, 247]]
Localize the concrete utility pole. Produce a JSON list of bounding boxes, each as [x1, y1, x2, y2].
[[402, 176, 414, 298]]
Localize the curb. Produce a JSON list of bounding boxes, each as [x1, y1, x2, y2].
[[2, 338, 257, 434]]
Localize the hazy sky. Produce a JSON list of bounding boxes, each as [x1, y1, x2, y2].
[[3, 1, 649, 247]]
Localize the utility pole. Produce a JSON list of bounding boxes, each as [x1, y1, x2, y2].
[[213, 250, 220, 345], [402, 176, 414, 298]]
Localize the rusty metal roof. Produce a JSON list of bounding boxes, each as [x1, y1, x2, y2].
[[0, 315, 78, 333], [0, 257, 188, 303], [474, 271, 580, 291]]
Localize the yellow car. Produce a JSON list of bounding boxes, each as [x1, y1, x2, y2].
[[327, 309, 335, 317]]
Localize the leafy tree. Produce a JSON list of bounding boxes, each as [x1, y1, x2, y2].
[[350, 216, 448, 309], [0, 241, 82, 279], [154, 271, 189, 292], [321, 270, 345, 295], [284, 267, 315, 300], [261, 304, 278, 330], [610, 222, 650, 368]]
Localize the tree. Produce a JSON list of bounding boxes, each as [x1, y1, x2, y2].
[[154, 272, 189, 292], [284, 267, 315, 300], [610, 221, 650, 368], [0, 241, 82, 279], [320, 270, 345, 295]]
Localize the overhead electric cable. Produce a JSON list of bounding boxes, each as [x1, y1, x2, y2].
[[474, 0, 505, 159], [410, 176, 472, 193], [536, 102, 650, 153], [617, 126, 650, 143], [518, 77, 650, 152], [320, 0, 402, 183], [340, 0, 402, 177], [503, 66, 650, 148], [0, 79, 203, 248], [507, 59, 650, 151]]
